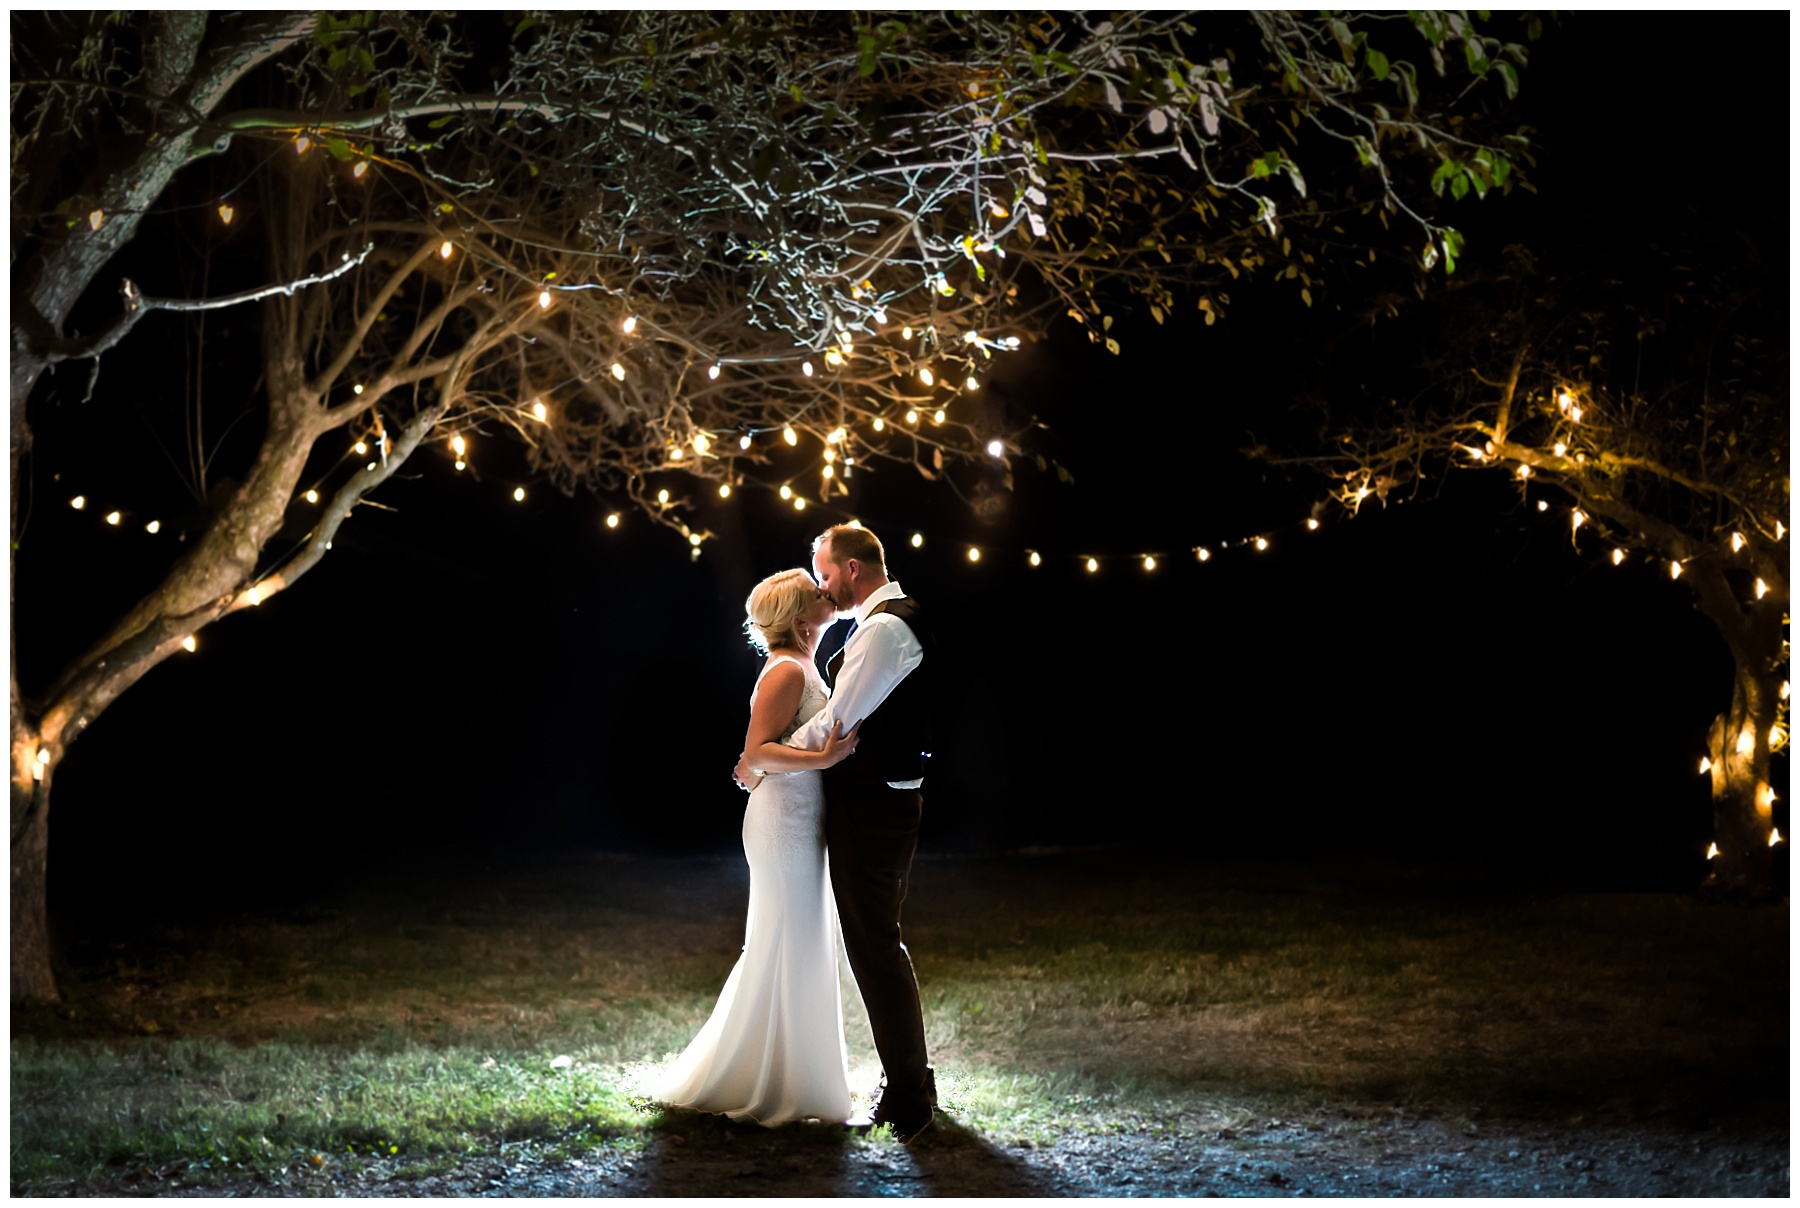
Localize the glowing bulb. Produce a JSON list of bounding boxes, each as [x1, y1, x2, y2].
[[1255, 537, 1269, 551], [688, 532, 702, 547], [532, 400, 548, 422], [1612, 548, 1625, 566], [739, 434, 752, 450], [779, 485, 792, 500], [1670, 560, 1683, 580], [295, 134, 311, 155], [353, 161, 367, 179], [1553, 442, 1567, 457], [1571, 509, 1586, 531], [793, 497, 807, 511], [69, 496, 85, 510], [911, 532, 923, 548], [1770, 725, 1787, 751], [1754, 577, 1769, 599], [1778, 522, 1787, 541], [872, 418, 885, 432], [1086, 557, 1099, 573], [1570, 406, 1582, 423], [104, 511, 120, 526], [905, 410, 919, 425], [657, 488, 670, 504], [217, 204, 234, 225], [873, 308, 888, 323], [693, 432, 711, 456], [513, 487, 526, 502], [145, 520, 160, 534], [452, 435, 467, 456], [803, 361, 815, 377], [783, 426, 798, 447], [822, 464, 835, 479], [967, 547, 981, 563], [354, 441, 368, 455], [610, 362, 626, 381], [1731, 532, 1745, 553], [181, 636, 197, 653], [966, 376, 979, 391], [1196, 548, 1211, 562], [710, 364, 722, 380], [353, 383, 366, 396], [606, 513, 620, 528], [1537, 500, 1548, 512], [828, 427, 847, 444], [34, 749, 48, 767], [902, 326, 913, 340], [669, 447, 683, 461], [305, 490, 319, 504], [622, 314, 637, 334], [1757, 783, 1776, 811], [822, 450, 836, 464], [1518, 464, 1532, 479], [933, 409, 945, 424], [1143, 556, 1157, 571], [918, 367, 935, 388], [1306, 519, 1320, 531], [1699, 757, 1712, 775], [1028, 551, 1041, 567], [245, 586, 262, 606], [986, 439, 1004, 457], [1771, 828, 1783, 847], [1557, 390, 1572, 413], [440, 240, 454, 259], [1781, 681, 1790, 700], [825, 350, 843, 367], [718, 484, 731, 499], [538, 290, 552, 309], [1737, 727, 1756, 756], [1706, 842, 1719, 860], [454, 461, 465, 471]]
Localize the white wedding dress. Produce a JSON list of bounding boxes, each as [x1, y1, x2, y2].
[[652, 656, 852, 1125]]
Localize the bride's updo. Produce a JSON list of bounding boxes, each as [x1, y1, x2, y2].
[[744, 568, 815, 655]]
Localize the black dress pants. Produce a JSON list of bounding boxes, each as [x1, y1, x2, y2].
[[826, 784, 930, 1098]]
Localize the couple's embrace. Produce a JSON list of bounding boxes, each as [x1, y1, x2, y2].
[[651, 524, 938, 1142]]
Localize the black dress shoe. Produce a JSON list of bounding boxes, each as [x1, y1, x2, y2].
[[863, 1067, 935, 1143]]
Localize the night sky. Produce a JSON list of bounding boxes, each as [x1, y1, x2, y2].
[[21, 14, 1785, 917]]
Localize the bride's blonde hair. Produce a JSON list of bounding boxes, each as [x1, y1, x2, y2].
[[744, 568, 816, 655]]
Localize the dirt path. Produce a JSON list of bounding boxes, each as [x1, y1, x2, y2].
[[160, 1112, 1785, 1198]]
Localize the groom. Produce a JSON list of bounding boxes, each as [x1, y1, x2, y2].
[[734, 523, 936, 1142]]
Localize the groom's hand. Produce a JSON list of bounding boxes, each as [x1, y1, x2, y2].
[[732, 751, 761, 792]]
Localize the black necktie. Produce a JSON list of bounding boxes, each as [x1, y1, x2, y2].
[[826, 620, 855, 689]]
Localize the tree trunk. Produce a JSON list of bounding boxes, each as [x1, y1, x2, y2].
[[10, 721, 56, 1003], [1705, 656, 1783, 895]]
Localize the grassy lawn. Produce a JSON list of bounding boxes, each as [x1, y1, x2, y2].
[[11, 849, 1787, 1194]]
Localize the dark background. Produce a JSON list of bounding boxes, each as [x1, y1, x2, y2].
[[18, 14, 1785, 919]]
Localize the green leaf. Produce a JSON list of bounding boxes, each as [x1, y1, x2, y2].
[[437, 202, 455, 213], [1495, 61, 1519, 99], [1492, 154, 1512, 185], [789, 83, 803, 104], [1366, 48, 1390, 80], [513, 16, 536, 37], [353, 46, 375, 73], [327, 47, 349, 71], [858, 33, 878, 78], [325, 137, 354, 162], [428, 115, 454, 129], [1450, 172, 1469, 201], [1464, 39, 1489, 75]]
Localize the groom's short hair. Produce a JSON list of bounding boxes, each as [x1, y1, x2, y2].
[[814, 524, 886, 575]]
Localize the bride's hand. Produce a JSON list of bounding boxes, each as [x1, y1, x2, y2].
[[819, 719, 862, 767]]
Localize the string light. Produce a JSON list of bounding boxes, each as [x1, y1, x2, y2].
[[1612, 548, 1625, 566], [455, 460, 466, 471], [1778, 522, 1787, 541], [1143, 555, 1157, 571], [657, 488, 671, 504], [779, 485, 792, 500], [902, 326, 914, 340], [452, 435, 467, 457], [513, 487, 526, 502], [1537, 500, 1548, 512], [1086, 557, 1099, 573], [1757, 783, 1776, 811], [822, 464, 835, 479], [538, 289, 552, 309], [918, 367, 935, 387], [181, 636, 197, 653], [669, 446, 683, 461], [245, 586, 262, 606], [145, 520, 160, 534], [1754, 577, 1769, 599], [1557, 389, 1573, 413], [966, 376, 979, 391], [1306, 518, 1320, 531], [1028, 550, 1041, 567], [739, 433, 752, 450], [1255, 537, 1269, 551], [872, 418, 886, 432], [1517, 465, 1532, 479], [353, 383, 364, 395], [793, 497, 807, 511], [688, 532, 702, 547], [825, 350, 843, 367], [1570, 405, 1582, 423], [1731, 532, 1746, 553], [822, 449, 836, 464], [1196, 548, 1211, 562], [1571, 508, 1586, 531], [803, 361, 815, 377], [911, 532, 924, 548], [1699, 757, 1712, 775], [622, 315, 637, 334], [828, 427, 847, 444], [905, 410, 919, 425], [606, 513, 620, 528], [1670, 560, 1683, 580], [354, 441, 368, 455], [1552, 442, 1566, 457], [532, 400, 548, 423], [1737, 727, 1756, 756], [104, 511, 120, 526], [693, 432, 711, 456], [353, 161, 367, 179], [967, 547, 981, 563], [305, 490, 319, 504], [783, 425, 798, 446], [69, 496, 85, 510], [1706, 842, 1719, 860], [710, 363, 722, 380], [295, 134, 311, 155], [610, 362, 626, 381], [986, 439, 1004, 457], [439, 240, 454, 259], [1781, 681, 1791, 700], [1771, 828, 1783, 847], [1770, 725, 1787, 751], [718, 484, 731, 499], [218, 204, 234, 225], [933, 409, 945, 424]]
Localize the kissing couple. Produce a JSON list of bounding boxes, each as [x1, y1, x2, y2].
[[650, 523, 938, 1142]]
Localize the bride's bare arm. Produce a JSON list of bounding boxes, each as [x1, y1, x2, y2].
[[741, 661, 859, 776]]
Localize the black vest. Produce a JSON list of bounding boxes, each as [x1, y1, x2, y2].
[[823, 595, 933, 789]]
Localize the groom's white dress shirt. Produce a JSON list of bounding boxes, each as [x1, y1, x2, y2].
[[788, 580, 925, 789]]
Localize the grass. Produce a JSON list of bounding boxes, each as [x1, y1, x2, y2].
[[11, 849, 1787, 1194]]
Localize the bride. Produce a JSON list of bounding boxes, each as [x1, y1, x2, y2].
[[652, 568, 861, 1124]]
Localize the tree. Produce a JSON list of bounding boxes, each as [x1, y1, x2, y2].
[[1294, 236, 1787, 893], [11, 10, 1529, 999]]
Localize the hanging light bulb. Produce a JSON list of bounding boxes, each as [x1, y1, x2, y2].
[[440, 240, 454, 259], [1143, 556, 1157, 571], [1755, 577, 1769, 599], [1085, 557, 1099, 573], [967, 547, 981, 563], [803, 361, 815, 377], [902, 325, 913, 340], [657, 488, 670, 504], [295, 134, 311, 155], [793, 497, 807, 511], [1670, 561, 1683, 580], [1537, 500, 1549, 512], [718, 483, 731, 499], [69, 496, 86, 510], [779, 485, 793, 500], [218, 204, 234, 225], [353, 161, 368, 179], [919, 367, 935, 387], [622, 314, 638, 335], [305, 490, 319, 504], [710, 363, 722, 380], [1706, 842, 1719, 860], [1028, 551, 1041, 567], [911, 532, 924, 548], [1196, 548, 1211, 562], [966, 376, 979, 391], [606, 513, 620, 528], [905, 410, 919, 425], [513, 487, 526, 502], [1571, 509, 1587, 531], [688, 532, 702, 547], [1771, 828, 1783, 847], [1553, 442, 1567, 457], [986, 439, 1004, 458], [532, 399, 548, 423], [1731, 532, 1746, 553], [1612, 548, 1626, 566], [1699, 756, 1712, 774], [825, 350, 843, 367], [1757, 783, 1776, 811], [933, 409, 946, 424], [783, 425, 798, 446], [145, 520, 160, 534], [182, 636, 197, 653], [669, 444, 684, 461], [610, 362, 626, 381], [1738, 727, 1756, 756], [1306, 518, 1320, 531], [739, 433, 752, 450], [538, 289, 552, 309], [828, 427, 847, 444], [872, 417, 886, 432], [693, 432, 711, 456], [822, 464, 835, 480], [354, 441, 368, 455], [1255, 537, 1269, 551], [452, 435, 467, 457], [104, 511, 121, 525]]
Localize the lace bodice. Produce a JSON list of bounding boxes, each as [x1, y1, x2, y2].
[[754, 655, 829, 744]]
